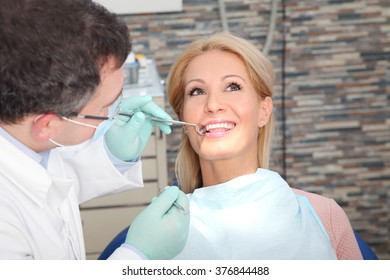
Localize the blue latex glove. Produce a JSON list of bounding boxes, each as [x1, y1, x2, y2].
[[105, 95, 172, 161], [125, 186, 190, 260]]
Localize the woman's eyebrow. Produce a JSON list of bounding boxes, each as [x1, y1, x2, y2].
[[184, 78, 205, 87], [222, 74, 246, 82], [184, 75, 246, 88]]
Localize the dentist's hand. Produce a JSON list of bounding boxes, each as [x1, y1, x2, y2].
[[105, 95, 172, 161], [125, 186, 190, 260]]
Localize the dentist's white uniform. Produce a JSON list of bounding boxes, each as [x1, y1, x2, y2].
[[0, 134, 144, 260]]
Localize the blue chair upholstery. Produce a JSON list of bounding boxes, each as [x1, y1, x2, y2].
[[98, 227, 379, 260], [98, 226, 129, 260], [354, 232, 378, 260]]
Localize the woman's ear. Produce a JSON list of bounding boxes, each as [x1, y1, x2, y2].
[[31, 114, 62, 141], [258, 97, 273, 127]]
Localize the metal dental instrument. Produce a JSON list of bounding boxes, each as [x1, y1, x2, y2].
[[157, 188, 187, 214], [172, 201, 187, 214], [119, 113, 204, 135], [170, 198, 187, 214]]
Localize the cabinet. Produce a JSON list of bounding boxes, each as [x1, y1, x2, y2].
[[80, 60, 168, 259]]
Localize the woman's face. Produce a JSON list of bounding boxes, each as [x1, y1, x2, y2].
[[182, 50, 267, 165]]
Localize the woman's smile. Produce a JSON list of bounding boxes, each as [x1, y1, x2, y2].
[[199, 120, 236, 136]]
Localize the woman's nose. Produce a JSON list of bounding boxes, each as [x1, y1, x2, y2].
[[204, 92, 225, 114]]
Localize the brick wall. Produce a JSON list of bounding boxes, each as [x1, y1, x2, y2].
[[120, 0, 390, 259]]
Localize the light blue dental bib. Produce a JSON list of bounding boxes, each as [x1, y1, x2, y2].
[[174, 169, 337, 260]]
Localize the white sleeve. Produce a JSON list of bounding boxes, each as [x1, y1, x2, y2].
[[107, 244, 147, 260], [48, 137, 144, 203]]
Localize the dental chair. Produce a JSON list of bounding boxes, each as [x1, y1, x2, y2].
[[98, 226, 378, 260], [98, 226, 129, 260], [354, 232, 379, 260]]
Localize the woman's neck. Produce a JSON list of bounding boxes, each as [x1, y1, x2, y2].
[[200, 158, 258, 187]]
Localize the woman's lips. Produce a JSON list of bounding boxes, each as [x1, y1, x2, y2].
[[199, 121, 236, 135]]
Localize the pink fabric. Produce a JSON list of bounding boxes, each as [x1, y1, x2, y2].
[[293, 188, 363, 260]]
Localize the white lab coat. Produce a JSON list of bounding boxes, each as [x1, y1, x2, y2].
[[0, 135, 144, 260]]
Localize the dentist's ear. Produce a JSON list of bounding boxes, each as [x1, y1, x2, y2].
[[258, 97, 273, 127], [31, 114, 62, 141]]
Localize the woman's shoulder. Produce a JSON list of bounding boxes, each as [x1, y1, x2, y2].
[[291, 188, 344, 231], [291, 188, 363, 259], [292, 188, 335, 209]]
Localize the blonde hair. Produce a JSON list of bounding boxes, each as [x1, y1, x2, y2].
[[166, 31, 275, 193]]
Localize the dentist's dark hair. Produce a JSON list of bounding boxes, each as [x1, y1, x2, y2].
[[0, 0, 131, 124]]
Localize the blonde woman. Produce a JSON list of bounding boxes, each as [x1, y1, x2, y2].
[[167, 31, 362, 259]]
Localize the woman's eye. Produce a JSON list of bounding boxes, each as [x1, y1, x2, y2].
[[188, 87, 204, 96], [226, 82, 242, 92]]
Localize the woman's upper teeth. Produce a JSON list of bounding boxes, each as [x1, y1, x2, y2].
[[205, 122, 235, 132]]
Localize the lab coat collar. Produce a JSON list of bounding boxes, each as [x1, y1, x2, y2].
[[0, 135, 58, 208], [0, 127, 45, 165]]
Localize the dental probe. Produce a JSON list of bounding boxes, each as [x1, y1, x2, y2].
[[119, 113, 204, 135], [173, 201, 187, 214], [156, 189, 187, 214]]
